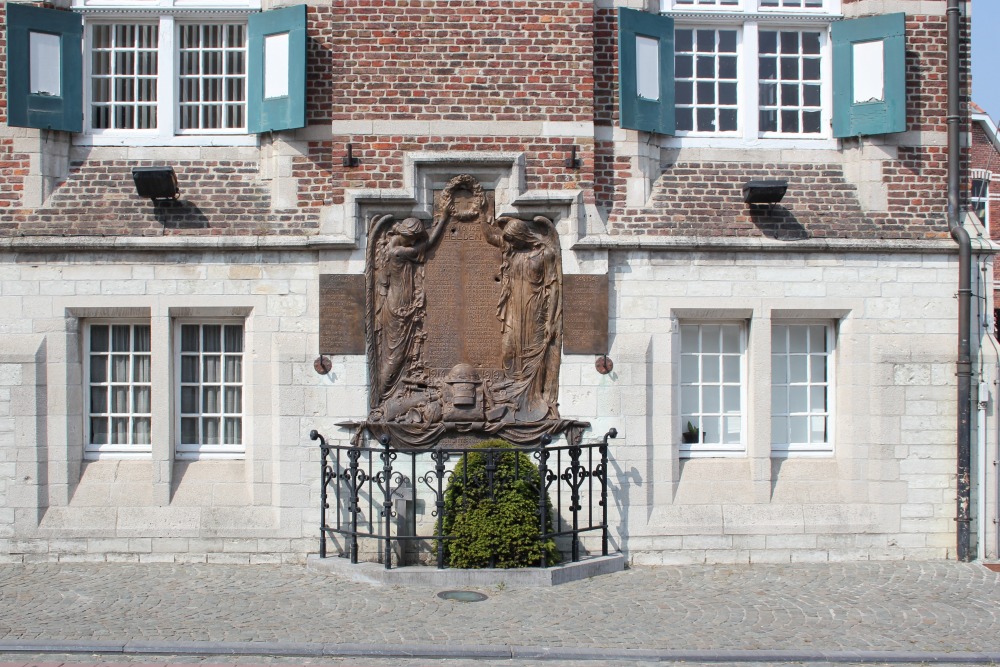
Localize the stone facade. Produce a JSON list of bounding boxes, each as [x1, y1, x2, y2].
[[0, 0, 992, 564]]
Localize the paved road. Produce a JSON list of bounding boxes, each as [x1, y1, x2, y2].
[[0, 561, 999, 664]]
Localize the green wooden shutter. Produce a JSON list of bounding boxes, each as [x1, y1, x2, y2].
[[618, 8, 675, 135], [832, 13, 906, 138], [5, 3, 82, 132], [248, 4, 307, 133]]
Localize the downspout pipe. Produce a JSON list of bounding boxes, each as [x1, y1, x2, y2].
[[947, 0, 973, 562]]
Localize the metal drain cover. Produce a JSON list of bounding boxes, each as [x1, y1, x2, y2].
[[437, 590, 488, 602]]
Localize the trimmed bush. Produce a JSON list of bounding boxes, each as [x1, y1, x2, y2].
[[441, 439, 560, 568]]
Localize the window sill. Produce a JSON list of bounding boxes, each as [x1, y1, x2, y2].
[[663, 135, 839, 151], [76, 134, 259, 148]]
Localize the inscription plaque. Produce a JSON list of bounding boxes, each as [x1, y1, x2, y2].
[[357, 174, 576, 448], [562, 274, 609, 355], [319, 274, 366, 355], [424, 190, 502, 374]]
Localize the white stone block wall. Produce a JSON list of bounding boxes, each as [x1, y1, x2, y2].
[[558, 250, 962, 563], [0, 246, 974, 563]]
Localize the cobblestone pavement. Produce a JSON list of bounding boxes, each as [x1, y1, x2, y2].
[[0, 562, 999, 663]]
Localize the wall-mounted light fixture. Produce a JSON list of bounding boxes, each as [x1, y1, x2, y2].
[[742, 179, 788, 206], [565, 145, 581, 169], [343, 143, 360, 168], [132, 166, 179, 201]]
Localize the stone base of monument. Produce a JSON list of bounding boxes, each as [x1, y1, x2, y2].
[[305, 552, 626, 588]]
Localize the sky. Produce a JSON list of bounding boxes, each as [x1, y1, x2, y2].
[[973, 2, 1000, 121]]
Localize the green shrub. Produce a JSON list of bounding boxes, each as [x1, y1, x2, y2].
[[440, 439, 560, 568]]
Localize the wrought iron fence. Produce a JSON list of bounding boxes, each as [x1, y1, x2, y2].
[[310, 428, 617, 569]]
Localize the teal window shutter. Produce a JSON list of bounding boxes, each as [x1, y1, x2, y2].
[[5, 3, 82, 132], [618, 8, 675, 135], [248, 4, 307, 133], [832, 12, 906, 138]]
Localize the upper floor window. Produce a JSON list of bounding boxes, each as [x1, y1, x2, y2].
[[87, 18, 248, 139], [6, 1, 306, 144], [673, 25, 824, 137], [971, 169, 990, 230], [619, 5, 905, 142]]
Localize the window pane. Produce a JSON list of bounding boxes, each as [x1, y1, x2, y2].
[[203, 325, 222, 352], [181, 386, 199, 414], [181, 417, 199, 445], [91, 386, 108, 414], [789, 385, 808, 413], [225, 356, 242, 383], [789, 326, 808, 352], [204, 356, 221, 383], [676, 81, 693, 105], [723, 386, 740, 413], [681, 355, 699, 383], [203, 386, 220, 413], [790, 415, 808, 443], [789, 355, 808, 383], [225, 418, 243, 445], [811, 354, 827, 382], [702, 325, 720, 353], [182, 356, 199, 383], [702, 386, 721, 413], [91, 325, 109, 352], [133, 386, 151, 413], [722, 355, 740, 382], [203, 418, 220, 445], [111, 417, 129, 444], [772, 354, 787, 383], [771, 416, 788, 445], [810, 385, 827, 410], [681, 385, 699, 415], [224, 386, 242, 413], [90, 418, 109, 445], [701, 416, 721, 444], [224, 325, 244, 352], [112, 386, 128, 412], [134, 355, 150, 383], [810, 416, 827, 442], [702, 356, 720, 383], [90, 355, 108, 383], [182, 325, 200, 352], [111, 355, 129, 382], [133, 418, 151, 445]]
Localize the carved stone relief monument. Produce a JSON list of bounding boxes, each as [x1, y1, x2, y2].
[[344, 173, 585, 448]]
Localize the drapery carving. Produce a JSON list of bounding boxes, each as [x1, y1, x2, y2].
[[360, 174, 578, 448]]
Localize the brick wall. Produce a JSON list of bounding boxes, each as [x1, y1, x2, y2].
[[315, 1, 594, 124], [0, 160, 319, 236]]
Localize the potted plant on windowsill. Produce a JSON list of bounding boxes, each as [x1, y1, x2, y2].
[[681, 421, 700, 444]]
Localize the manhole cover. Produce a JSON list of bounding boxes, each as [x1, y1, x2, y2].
[[437, 590, 488, 602]]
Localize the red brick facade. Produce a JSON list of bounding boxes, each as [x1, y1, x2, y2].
[[0, 2, 972, 240]]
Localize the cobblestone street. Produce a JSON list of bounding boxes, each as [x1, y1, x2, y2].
[[0, 561, 998, 664]]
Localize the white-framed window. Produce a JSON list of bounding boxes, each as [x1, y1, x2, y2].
[[771, 323, 833, 455], [662, 0, 838, 144], [679, 322, 746, 457], [971, 169, 990, 230], [85, 322, 152, 458], [757, 28, 823, 134], [84, 14, 249, 142], [176, 322, 245, 459], [675, 28, 739, 133]]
